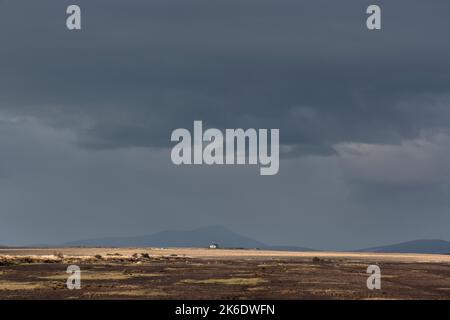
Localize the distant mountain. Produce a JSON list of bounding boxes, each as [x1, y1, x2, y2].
[[64, 226, 315, 251], [63, 226, 263, 248], [358, 239, 450, 254]]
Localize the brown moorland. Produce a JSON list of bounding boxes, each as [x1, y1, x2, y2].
[[1, 247, 450, 299]]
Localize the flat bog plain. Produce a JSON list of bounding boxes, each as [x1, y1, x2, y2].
[[1, 247, 450, 299]]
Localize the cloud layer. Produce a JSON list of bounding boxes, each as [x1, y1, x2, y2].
[[1, 0, 450, 248]]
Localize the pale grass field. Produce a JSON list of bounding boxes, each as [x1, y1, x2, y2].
[[1, 247, 450, 263]]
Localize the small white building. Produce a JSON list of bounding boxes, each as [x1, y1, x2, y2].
[[209, 243, 219, 249]]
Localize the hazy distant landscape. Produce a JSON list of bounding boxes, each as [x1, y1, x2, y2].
[[34, 226, 450, 255], [2, 227, 450, 300], [62, 226, 316, 252]]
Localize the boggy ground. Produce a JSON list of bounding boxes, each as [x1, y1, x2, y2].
[[1, 248, 450, 299]]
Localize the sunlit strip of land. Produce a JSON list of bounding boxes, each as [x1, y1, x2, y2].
[[2, 247, 450, 263]]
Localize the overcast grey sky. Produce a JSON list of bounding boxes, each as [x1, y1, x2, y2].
[[1, 0, 450, 249]]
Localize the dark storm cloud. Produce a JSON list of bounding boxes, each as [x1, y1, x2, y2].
[[1, 0, 449, 152], [1, 0, 450, 248]]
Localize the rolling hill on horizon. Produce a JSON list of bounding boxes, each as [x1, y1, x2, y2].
[[11, 227, 447, 255], [63, 225, 315, 251], [358, 239, 450, 254]]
